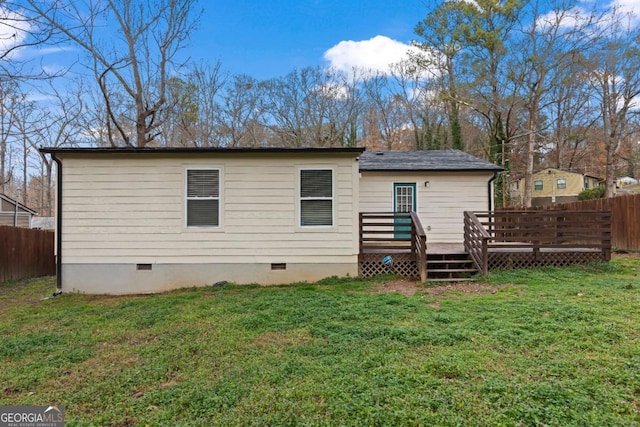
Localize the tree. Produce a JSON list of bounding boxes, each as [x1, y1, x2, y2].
[[10, 82, 84, 215], [215, 74, 269, 147], [361, 71, 409, 149], [586, 7, 640, 197], [25, 0, 201, 147], [265, 67, 363, 147], [414, 0, 525, 206], [0, 1, 56, 81], [188, 61, 226, 147], [413, 0, 466, 150], [0, 79, 21, 194], [513, 0, 599, 206], [156, 76, 199, 146]]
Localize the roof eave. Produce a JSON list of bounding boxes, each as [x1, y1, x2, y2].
[[359, 167, 504, 172], [39, 147, 365, 155]]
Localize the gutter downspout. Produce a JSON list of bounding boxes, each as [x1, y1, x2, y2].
[[52, 153, 63, 295], [488, 171, 499, 211]]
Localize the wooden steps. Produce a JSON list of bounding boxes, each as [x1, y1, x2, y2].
[[427, 253, 478, 282]]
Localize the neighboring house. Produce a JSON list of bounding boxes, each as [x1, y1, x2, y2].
[[41, 147, 501, 294], [617, 176, 638, 187], [511, 168, 603, 207], [0, 193, 37, 228], [31, 217, 56, 230]]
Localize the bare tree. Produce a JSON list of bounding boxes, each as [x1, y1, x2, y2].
[[188, 61, 226, 147], [361, 71, 409, 150], [513, 0, 600, 206], [0, 1, 57, 81], [11, 82, 84, 215], [586, 7, 640, 197], [215, 74, 268, 147], [25, 0, 201, 147], [265, 67, 362, 147], [0, 79, 22, 194]]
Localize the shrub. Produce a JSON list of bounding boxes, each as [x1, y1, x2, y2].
[[578, 185, 605, 200]]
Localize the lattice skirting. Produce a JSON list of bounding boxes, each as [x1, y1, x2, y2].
[[359, 253, 419, 278], [488, 251, 605, 271]]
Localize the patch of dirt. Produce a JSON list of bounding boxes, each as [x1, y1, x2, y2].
[[613, 251, 640, 258], [372, 279, 518, 297]]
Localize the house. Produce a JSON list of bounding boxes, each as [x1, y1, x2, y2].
[[40, 147, 500, 294], [617, 176, 638, 187], [510, 168, 603, 207], [0, 193, 38, 228], [31, 217, 56, 230], [358, 150, 501, 243]]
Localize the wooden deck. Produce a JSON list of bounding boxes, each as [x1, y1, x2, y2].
[[359, 211, 612, 281], [465, 210, 611, 275], [362, 243, 466, 254]]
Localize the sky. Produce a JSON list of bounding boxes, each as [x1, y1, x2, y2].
[[3, 0, 640, 88], [190, 0, 429, 80]]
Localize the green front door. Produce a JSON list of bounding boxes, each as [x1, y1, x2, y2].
[[394, 183, 416, 239]]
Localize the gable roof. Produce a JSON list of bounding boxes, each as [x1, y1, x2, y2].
[[0, 193, 37, 215], [358, 150, 502, 172]]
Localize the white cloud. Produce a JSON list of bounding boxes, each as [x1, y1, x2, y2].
[[613, 0, 640, 16], [536, 0, 640, 34], [323, 35, 419, 75], [0, 7, 32, 59], [536, 7, 592, 31], [35, 46, 77, 56]]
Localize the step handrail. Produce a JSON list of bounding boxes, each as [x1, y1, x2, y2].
[[411, 212, 427, 282], [464, 211, 490, 275]]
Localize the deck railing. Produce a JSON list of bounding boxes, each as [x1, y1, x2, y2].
[[359, 212, 427, 281], [463, 212, 491, 275], [464, 210, 612, 274], [411, 212, 427, 282]]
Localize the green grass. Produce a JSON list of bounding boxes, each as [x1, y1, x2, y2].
[[1, 257, 639, 426]]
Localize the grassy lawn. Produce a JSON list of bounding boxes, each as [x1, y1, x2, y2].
[[1, 257, 639, 426]]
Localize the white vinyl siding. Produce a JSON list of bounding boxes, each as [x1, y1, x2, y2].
[[299, 169, 333, 227], [360, 171, 493, 243], [186, 169, 220, 227], [58, 153, 359, 265]]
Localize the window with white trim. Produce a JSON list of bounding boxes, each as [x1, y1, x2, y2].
[[186, 169, 220, 227], [534, 180, 543, 191], [557, 178, 566, 190], [299, 169, 333, 227]]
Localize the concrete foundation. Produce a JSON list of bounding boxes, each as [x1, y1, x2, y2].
[[61, 262, 359, 294]]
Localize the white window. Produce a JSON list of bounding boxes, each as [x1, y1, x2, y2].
[[299, 169, 333, 227], [186, 169, 220, 227], [557, 178, 566, 190]]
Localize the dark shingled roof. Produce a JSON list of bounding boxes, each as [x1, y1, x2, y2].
[[358, 150, 502, 172]]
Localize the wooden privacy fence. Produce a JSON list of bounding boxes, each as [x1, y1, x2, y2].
[[507, 194, 640, 252], [0, 225, 55, 282]]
